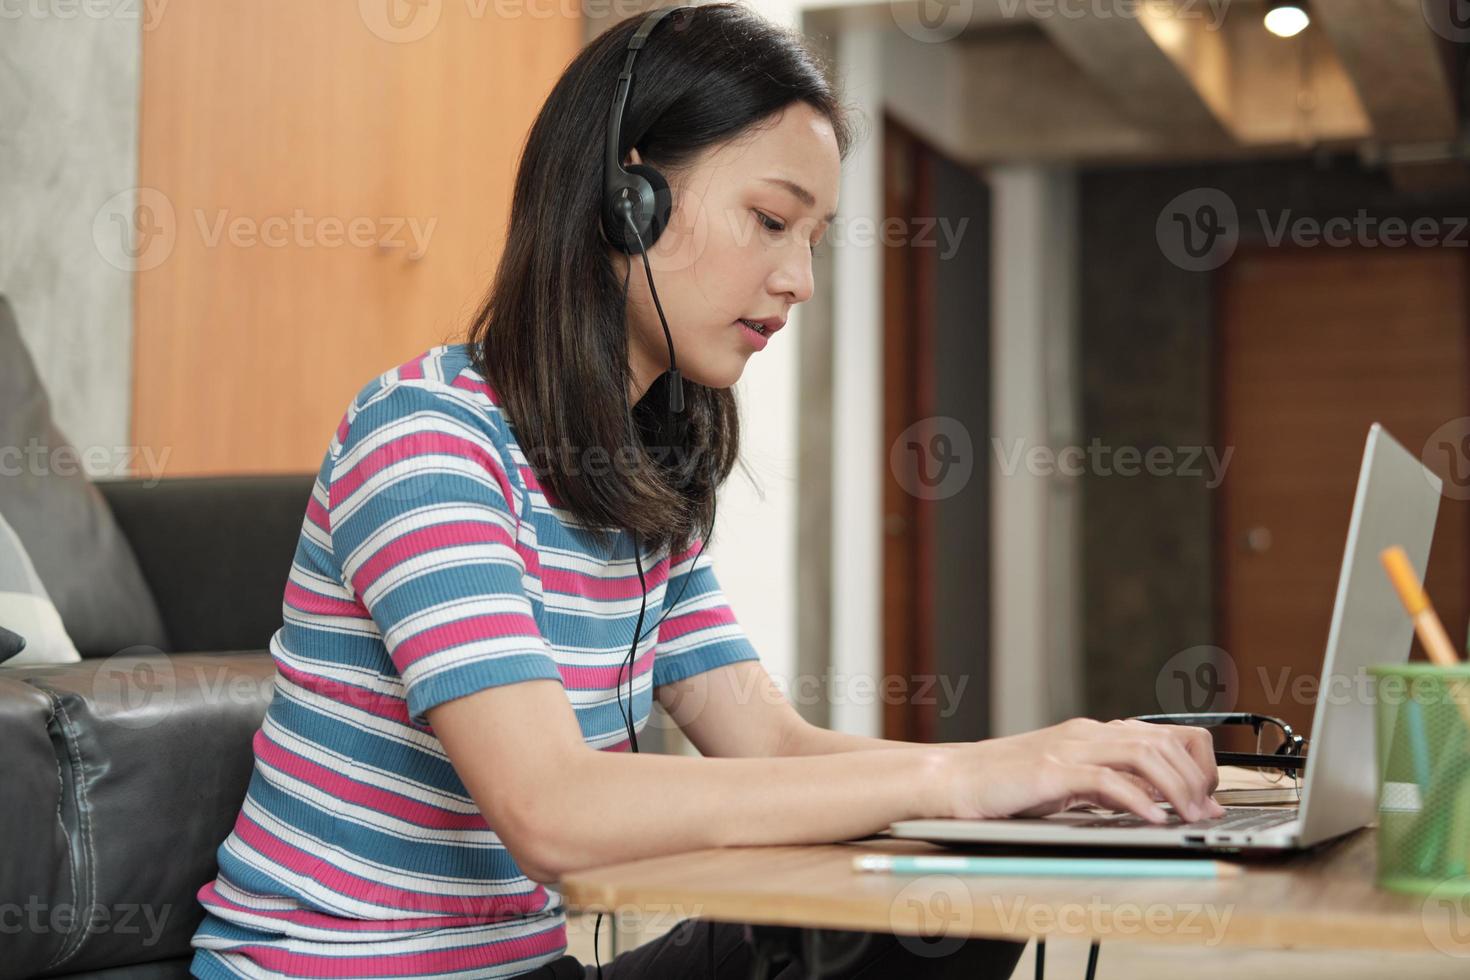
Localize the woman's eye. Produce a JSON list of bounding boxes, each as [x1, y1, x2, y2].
[[755, 211, 785, 233], [756, 210, 821, 253]]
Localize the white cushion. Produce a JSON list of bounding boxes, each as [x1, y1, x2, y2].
[[0, 510, 80, 666]]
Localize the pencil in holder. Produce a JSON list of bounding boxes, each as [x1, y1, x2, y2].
[[1370, 664, 1470, 895]]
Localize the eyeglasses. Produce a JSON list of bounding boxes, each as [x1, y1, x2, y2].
[[1132, 712, 1308, 793]]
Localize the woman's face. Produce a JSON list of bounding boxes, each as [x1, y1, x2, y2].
[[616, 103, 841, 404]]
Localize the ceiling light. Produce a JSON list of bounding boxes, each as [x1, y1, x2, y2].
[[1264, 2, 1310, 38]]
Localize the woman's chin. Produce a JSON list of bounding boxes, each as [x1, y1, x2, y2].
[[686, 358, 746, 391]]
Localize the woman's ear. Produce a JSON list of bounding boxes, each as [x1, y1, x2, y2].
[[625, 147, 643, 168]]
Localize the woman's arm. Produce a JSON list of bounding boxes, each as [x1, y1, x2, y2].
[[779, 721, 964, 755], [429, 676, 952, 884], [655, 660, 970, 757], [431, 676, 1224, 886]]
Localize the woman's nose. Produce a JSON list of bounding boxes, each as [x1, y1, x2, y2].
[[770, 248, 814, 305]]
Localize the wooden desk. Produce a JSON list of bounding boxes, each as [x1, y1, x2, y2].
[[559, 829, 1470, 956]]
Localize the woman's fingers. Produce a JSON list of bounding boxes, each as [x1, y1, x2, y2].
[[1107, 721, 1221, 809], [1076, 730, 1224, 821], [1015, 717, 1227, 824], [1072, 739, 1202, 820], [1153, 727, 1220, 808], [1119, 771, 1165, 802], [1173, 725, 1221, 794], [1063, 764, 1169, 824]]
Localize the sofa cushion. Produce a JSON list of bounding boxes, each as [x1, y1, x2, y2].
[[0, 295, 170, 657], [95, 475, 312, 654], [0, 509, 80, 665], [1, 652, 274, 977]]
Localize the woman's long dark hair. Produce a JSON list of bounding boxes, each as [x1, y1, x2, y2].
[[466, 3, 854, 555]]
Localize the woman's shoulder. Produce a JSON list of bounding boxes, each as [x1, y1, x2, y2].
[[343, 342, 480, 399], [333, 343, 527, 491], [338, 343, 507, 423]]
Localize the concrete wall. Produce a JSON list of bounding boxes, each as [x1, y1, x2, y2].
[[0, 7, 140, 473]]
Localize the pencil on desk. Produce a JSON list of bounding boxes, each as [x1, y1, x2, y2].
[[852, 855, 1242, 879]]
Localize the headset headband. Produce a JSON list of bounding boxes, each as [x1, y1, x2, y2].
[[602, 6, 690, 254]]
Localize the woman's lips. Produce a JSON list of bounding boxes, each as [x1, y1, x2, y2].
[[735, 319, 770, 350]]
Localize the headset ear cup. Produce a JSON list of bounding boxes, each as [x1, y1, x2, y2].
[[624, 163, 673, 250], [603, 180, 637, 254]]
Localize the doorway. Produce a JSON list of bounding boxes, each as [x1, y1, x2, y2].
[[881, 114, 992, 743]]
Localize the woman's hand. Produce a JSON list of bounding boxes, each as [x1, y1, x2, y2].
[[938, 718, 1226, 824]]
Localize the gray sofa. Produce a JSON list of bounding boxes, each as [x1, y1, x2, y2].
[[2, 474, 314, 979]]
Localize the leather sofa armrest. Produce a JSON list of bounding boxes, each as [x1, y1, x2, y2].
[[1, 652, 274, 977]]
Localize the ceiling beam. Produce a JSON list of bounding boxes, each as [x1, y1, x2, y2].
[[1312, 0, 1459, 144], [955, 28, 1249, 164], [1035, 1, 1232, 143]]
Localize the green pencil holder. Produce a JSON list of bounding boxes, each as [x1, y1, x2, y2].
[[1370, 664, 1470, 896]]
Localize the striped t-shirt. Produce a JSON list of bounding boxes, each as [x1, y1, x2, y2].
[[189, 342, 760, 979]]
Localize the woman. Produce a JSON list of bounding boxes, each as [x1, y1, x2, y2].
[[190, 5, 1223, 978]]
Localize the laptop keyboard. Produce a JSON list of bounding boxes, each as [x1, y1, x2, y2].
[[1072, 807, 1298, 832]]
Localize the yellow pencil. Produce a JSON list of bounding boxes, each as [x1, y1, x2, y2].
[[1380, 546, 1470, 728]]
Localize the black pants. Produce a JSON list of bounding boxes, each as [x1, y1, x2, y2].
[[523, 919, 1025, 979]]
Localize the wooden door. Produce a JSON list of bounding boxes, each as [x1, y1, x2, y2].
[[1216, 246, 1470, 743], [133, 1, 582, 475], [881, 116, 936, 743], [880, 115, 991, 743]]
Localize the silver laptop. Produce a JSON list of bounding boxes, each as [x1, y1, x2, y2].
[[890, 423, 1442, 852]]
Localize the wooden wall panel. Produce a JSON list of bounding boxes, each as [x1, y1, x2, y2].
[[1216, 246, 1470, 742], [134, 2, 582, 475]]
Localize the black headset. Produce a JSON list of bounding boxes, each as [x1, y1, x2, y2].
[[603, 4, 691, 420], [601, 4, 710, 759]]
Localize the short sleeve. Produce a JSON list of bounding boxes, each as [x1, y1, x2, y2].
[[652, 538, 760, 688], [327, 382, 562, 727]]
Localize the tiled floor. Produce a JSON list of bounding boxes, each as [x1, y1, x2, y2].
[[563, 913, 1470, 978]]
